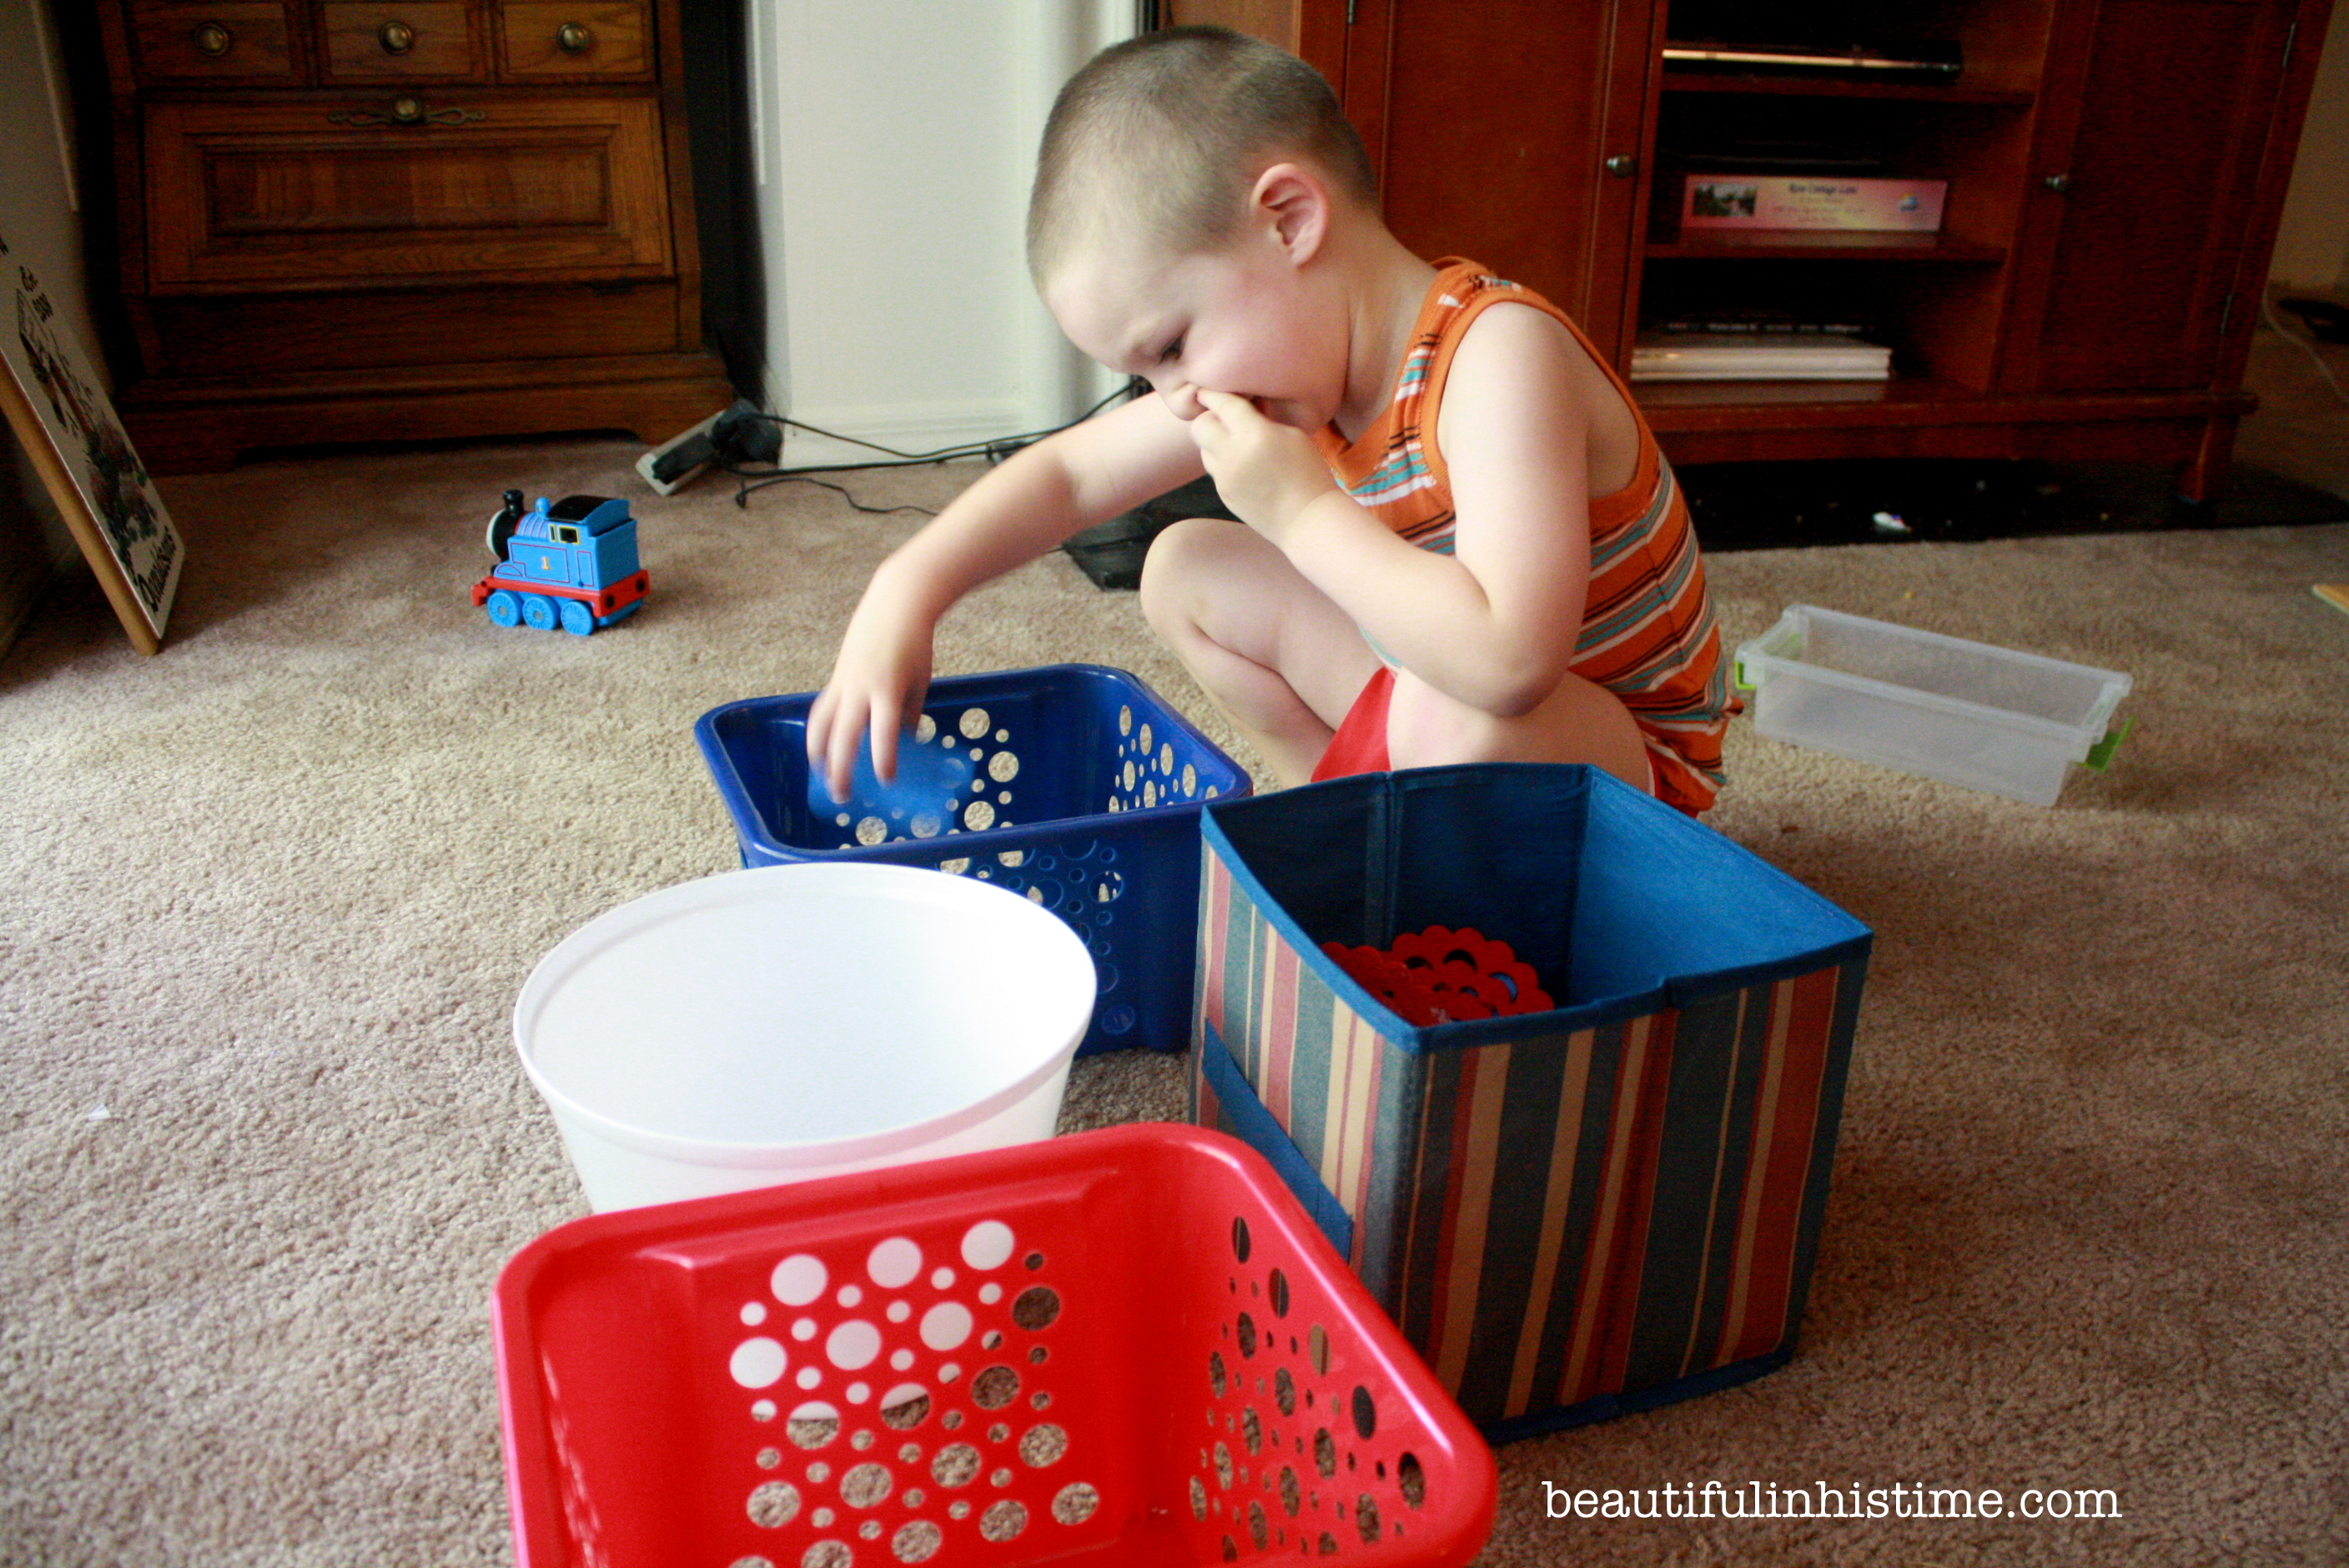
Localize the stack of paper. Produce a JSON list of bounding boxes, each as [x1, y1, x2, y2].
[[1629, 332, 1893, 382]]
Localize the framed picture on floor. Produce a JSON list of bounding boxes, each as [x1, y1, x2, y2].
[[0, 225, 183, 655]]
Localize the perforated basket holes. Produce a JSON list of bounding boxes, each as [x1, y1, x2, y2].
[[1186, 1215, 1433, 1559], [717, 1219, 1097, 1565], [809, 709, 1030, 852], [541, 1361, 615, 1565], [1104, 703, 1217, 817]]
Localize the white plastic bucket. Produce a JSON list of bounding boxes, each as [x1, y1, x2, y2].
[[515, 862, 1097, 1211]]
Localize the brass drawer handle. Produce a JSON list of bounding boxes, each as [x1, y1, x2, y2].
[[556, 22, 592, 54], [378, 19, 415, 54], [192, 21, 234, 58], [328, 98, 486, 128]]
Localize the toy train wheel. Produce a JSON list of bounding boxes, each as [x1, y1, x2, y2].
[[485, 590, 521, 628], [559, 599, 594, 637], [521, 595, 560, 631]]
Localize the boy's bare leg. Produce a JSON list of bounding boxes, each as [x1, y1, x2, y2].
[[1139, 517, 1382, 787], [1141, 518, 1653, 795], [1386, 663, 1654, 793]]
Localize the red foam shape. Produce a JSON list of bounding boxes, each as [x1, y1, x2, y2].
[[1323, 926, 1553, 1027]]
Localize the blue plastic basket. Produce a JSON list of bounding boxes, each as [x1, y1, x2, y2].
[[697, 665, 1252, 1057]]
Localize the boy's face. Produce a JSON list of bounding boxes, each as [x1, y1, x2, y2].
[[1043, 219, 1343, 434]]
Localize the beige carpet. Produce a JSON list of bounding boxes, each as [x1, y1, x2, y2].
[[3, 436, 2344, 1566]]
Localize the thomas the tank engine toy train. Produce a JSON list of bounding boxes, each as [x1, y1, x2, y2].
[[472, 490, 648, 636]]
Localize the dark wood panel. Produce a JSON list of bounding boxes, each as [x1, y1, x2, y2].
[[2010, 0, 2296, 394], [498, 3, 653, 79], [205, 144, 612, 234], [1658, 73, 2036, 104], [129, 2, 299, 82], [142, 95, 673, 288], [116, 351, 735, 471], [148, 282, 687, 374], [1647, 234, 2008, 261], [1641, 380, 2250, 424], [1656, 415, 2229, 470], [1164, 0, 1314, 59], [319, 3, 483, 81], [1376, 0, 1654, 351]]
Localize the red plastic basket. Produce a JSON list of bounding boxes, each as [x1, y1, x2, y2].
[[493, 1124, 1497, 1568]]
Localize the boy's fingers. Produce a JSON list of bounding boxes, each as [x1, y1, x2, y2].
[[809, 689, 855, 804], [805, 686, 836, 763], [825, 689, 879, 804], [1188, 404, 1232, 457], [821, 699, 859, 803], [868, 696, 903, 786], [1197, 389, 1262, 429]]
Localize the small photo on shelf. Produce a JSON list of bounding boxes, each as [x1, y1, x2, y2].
[[1681, 174, 1947, 234]]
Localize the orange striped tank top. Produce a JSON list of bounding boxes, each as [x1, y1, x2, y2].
[[1311, 259, 1736, 814]]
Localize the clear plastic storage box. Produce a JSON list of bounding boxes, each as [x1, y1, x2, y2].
[[1734, 606, 2132, 806]]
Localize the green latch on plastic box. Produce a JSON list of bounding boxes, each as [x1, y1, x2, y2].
[[2083, 716, 2133, 772]]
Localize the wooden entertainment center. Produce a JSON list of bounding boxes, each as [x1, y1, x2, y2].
[[1169, 0, 2334, 499], [82, 0, 732, 474]]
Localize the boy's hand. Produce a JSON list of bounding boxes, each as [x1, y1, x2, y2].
[[805, 570, 937, 804], [1188, 389, 1339, 543]]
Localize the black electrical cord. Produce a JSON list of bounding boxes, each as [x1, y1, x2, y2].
[[719, 384, 1139, 512]]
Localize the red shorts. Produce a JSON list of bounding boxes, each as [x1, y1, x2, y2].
[[1310, 666, 1395, 781], [1309, 666, 1698, 812]]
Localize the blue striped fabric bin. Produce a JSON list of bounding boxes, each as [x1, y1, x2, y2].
[[1188, 765, 1871, 1440]]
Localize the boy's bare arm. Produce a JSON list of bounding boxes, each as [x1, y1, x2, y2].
[[807, 395, 1205, 799], [1190, 305, 1597, 716]]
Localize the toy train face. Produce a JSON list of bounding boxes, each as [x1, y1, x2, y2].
[[471, 493, 649, 636]]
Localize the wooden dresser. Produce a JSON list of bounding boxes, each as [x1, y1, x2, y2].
[[88, 0, 734, 472]]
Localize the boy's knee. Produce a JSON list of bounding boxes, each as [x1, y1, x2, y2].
[[1136, 515, 1231, 629]]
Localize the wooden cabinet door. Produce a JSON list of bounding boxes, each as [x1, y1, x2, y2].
[[141, 95, 674, 289], [2003, 0, 2307, 394], [1162, 1, 1349, 84], [1163, 0, 1659, 360], [1361, 0, 1658, 358]]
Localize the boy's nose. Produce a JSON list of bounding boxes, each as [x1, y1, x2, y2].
[[1156, 381, 1205, 421]]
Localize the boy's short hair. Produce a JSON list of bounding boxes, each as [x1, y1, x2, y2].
[[1028, 26, 1377, 284]]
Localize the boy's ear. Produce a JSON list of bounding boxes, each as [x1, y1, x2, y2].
[[1250, 162, 1330, 266]]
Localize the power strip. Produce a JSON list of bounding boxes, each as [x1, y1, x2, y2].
[[635, 407, 729, 495]]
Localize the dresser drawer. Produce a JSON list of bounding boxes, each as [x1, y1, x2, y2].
[[320, 3, 482, 81], [141, 95, 674, 289], [497, 3, 651, 78], [128, 2, 297, 81]]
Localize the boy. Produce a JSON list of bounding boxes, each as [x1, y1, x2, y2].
[[808, 26, 1733, 812]]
